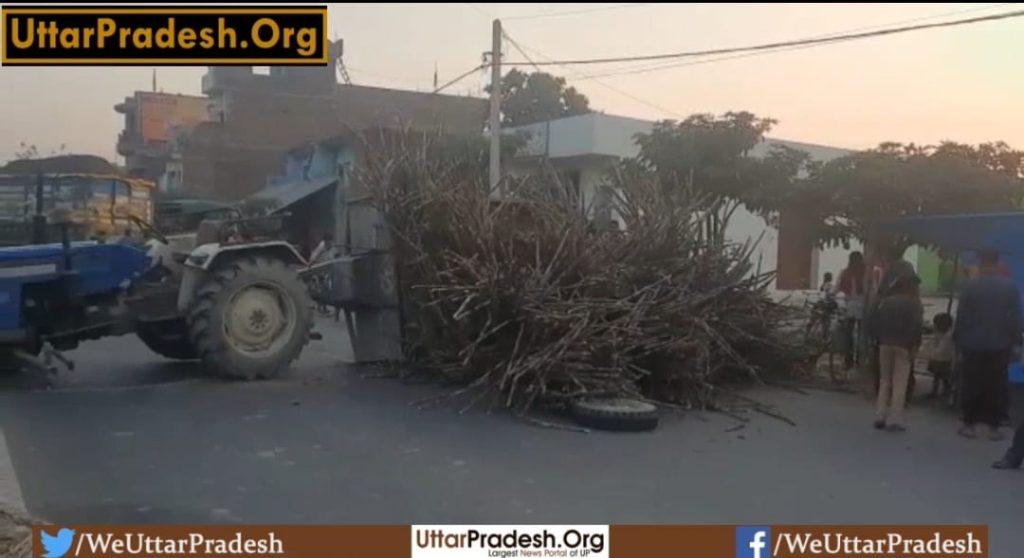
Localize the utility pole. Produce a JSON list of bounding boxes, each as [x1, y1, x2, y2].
[[488, 18, 502, 192]]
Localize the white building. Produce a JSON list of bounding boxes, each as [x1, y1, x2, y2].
[[505, 112, 857, 292]]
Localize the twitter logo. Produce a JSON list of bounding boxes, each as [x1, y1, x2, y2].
[[40, 528, 75, 558]]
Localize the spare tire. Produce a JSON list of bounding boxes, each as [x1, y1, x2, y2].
[[136, 319, 198, 360], [570, 397, 660, 432]]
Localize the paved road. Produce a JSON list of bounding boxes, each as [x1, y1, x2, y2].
[[1, 319, 1022, 555]]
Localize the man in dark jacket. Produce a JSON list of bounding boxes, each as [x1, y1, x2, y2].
[[868, 277, 923, 432], [953, 249, 1023, 440]]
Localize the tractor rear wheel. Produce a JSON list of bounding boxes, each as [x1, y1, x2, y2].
[[187, 256, 312, 379], [136, 319, 197, 360]]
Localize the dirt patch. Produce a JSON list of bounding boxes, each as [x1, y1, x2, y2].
[[0, 506, 31, 558]]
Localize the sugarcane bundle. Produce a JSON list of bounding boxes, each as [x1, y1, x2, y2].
[[356, 129, 809, 412]]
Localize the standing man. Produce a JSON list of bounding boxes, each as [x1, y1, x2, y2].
[[867, 276, 923, 432], [953, 249, 1023, 440], [871, 246, 923, 399], [876, 245, 921, 299]]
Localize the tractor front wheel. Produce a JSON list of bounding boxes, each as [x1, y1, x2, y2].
[[136, 319, 197, 360], [187, 257, 313, 379]]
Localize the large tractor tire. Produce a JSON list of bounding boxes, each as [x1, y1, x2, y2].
[[186, 256, 313, 380], [136, 319, 198, 360]]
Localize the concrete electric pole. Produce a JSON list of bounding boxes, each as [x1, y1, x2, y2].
[[488, 18, 502, 192]]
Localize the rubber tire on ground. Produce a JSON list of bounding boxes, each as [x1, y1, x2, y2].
[[187, 256, 313, 380], [570, 397, 660, 432], [136, 319, 198, 360]]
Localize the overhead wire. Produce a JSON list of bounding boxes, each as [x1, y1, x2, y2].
[[433, 63, 487, 94], [573, 2, 1018, 80], [502, 28, 686, 118], [501, 8, 1024, 67]]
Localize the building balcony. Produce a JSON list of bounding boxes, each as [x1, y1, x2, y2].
[[117, 132, 168, 158], [116, 131, 138, 156]]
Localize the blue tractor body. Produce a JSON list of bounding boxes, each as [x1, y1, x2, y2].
[[0, 241, 150, 345], [0, 211, 319, 378]]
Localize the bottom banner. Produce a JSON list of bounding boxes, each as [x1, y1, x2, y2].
[[33, 524, 988, 557]]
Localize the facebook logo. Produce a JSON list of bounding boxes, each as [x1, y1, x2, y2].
[[735, 526, 772, 558]]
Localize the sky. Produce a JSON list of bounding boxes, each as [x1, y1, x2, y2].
[[1, 3, 1022, 163]]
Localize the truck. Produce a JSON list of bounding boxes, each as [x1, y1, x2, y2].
[[0, 173, 154, 244]]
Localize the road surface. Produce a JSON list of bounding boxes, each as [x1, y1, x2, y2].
[[1, 319, 1021, 555]]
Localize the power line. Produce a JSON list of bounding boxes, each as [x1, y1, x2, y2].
[[577, 39, 850, 80], [502, 28, 686, 119], [433, 63, 486, 94], [463, 3, 493, 20], [802, 2, 1014, 39], [502, 8, 1024, 67], [509, 34, 685, 118], [573, 2, 1017, 80], [505, 3, 651, 22], [501, 30, 543, 73]]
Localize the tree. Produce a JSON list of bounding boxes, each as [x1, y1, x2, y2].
[[792, 141, 1024, 253], [14, 142, 38, 160], [497, 69, 590, 126], [623, 111, 1024, 258], [627, 112, 802, 238], [633, 112, 780, 202], [13, 142, 67, 160]]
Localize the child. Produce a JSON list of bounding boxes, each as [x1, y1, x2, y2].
[[923, 313, 955, 399], [820, 272, 836, 299]]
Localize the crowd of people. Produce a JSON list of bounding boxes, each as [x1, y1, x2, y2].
[[822, 247, 1024, 471]]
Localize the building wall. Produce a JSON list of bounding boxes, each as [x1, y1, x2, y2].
[[137, 92, 209, 144], [175, 68, 486, 201], [115, 91, 209, 184], [817, 239, 865, 289], [179, 125, 289, 201], [507, 113, 854, 293], [914, 246, 945, 295], [560, 157, 783, 280], [179, 89, 345, 200]]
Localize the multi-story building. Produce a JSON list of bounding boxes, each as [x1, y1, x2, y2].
[[114, 91, 209, 182]]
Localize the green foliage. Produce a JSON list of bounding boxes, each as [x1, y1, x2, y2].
[[628, 111, 803, 229], [496, 69, 591, 126], [14, 142, 67, 160], [628, 112, 1024, 253], [797, 141, 1024, 250]]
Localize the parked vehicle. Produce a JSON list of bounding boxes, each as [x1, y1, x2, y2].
[[0, 173, 153, 244]]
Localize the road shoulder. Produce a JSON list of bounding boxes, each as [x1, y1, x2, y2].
[[0, 428, 30, 557], [0, 428, 26, 516]]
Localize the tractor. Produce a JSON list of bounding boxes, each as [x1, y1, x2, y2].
[[0, 173, 316, 379]]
